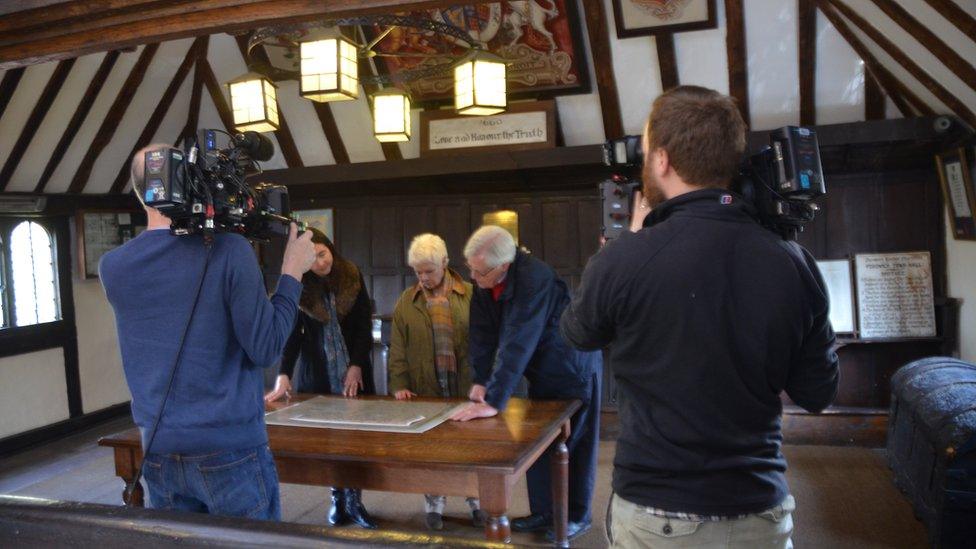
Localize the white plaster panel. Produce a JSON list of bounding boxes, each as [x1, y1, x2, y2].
[[745, 0, 800, 130], [46, 47, 143, 193], [0, 348, 69, 439], [6, 53, 108, 192], [673, 0, 729, 95], [604, 0, 661, 136], [276, 79, 336, 166], [0, 63, 57, 175], [85, 39, 194, 194], [840, 0, 976, 116], [815, 10, 865, 125]]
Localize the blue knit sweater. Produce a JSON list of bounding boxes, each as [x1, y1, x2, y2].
[[100, 229, 301, 455]]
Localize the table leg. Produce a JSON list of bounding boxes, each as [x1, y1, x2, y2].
[[551, 421, 571, 548], [114, 447, 145, 507], [478, 473, 511, 543], [122, 479, 144, 507]]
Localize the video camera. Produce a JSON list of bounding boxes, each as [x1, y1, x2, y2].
[[142, 129, 295, 241], [600, 126, 826, 241]]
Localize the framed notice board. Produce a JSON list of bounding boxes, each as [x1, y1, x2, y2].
[[76, 210, 146, 279]]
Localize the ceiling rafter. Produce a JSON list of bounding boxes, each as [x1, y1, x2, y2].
[[0, 0, 496, 70], [867, 0, 976, 95], [0, 58, 75, 191], [825, 0, 976, 129], [34, 51, 120, 193], [110, 37, 208, 194], [67, 43, 159, 194], [814, 0, 931, 119], [724, 0, 750, 125], [582, 0, 623, 139], [235, 36, 304, 168], [0, 67, 25, 120], [864, 70, 886, 121], [179, 51, 207, 148], [656, 34, 679, 92], [921, 0, 976, 39], [798, 0, 817, 126], [312, 102, 350, 165], [199, 58, 235, 133]]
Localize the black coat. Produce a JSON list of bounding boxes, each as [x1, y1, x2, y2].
[[561, 187, 839, 516], [470, 249, 601, 411], [279, 273, 375, 395]]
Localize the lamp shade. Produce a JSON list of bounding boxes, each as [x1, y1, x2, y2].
[[300, 36, 359, 102], [372, 89, 411, 143], [454, 49, 507, 116], [227, 72, 279, 133]]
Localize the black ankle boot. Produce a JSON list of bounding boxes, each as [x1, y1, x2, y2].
[[343, 488, 377, 529], [328, 488, 350, 526]]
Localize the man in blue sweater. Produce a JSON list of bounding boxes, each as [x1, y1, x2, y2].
[[561, 87, 839, 547], [100, 144, 315, 520]]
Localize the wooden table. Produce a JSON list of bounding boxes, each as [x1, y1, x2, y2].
[[99, 395, 580, 547]]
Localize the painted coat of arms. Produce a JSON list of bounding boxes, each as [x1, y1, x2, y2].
[[366, 1, 590, 104]]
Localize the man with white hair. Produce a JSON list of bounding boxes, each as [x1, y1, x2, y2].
[[450, 225, 602, 542]]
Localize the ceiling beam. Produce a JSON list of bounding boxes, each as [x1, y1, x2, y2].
[[199, 58, 235, 133], [0, 0, 495, 70], [34, 51, 120, 193], [67, 43, 159, 194], [581, 0, 623, 139], [815, 0, 930, 119], [724, 0, 750, 125], [798, 0, 817, 126], [235, 36, 304, 168], [0, 58, 75, 191], [868, 0, 976, 95], [922, 0, 976, 39], [0, 67, 25, 120], [656, 34, 679, 91], [825, 0, 976, 129], [864, 70, 886, 120], [110, 37, 207, 194], [179, 49, 207, 147], [312, 102, 350, 164]]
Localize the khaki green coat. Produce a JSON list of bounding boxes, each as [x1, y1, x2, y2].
[[388, 269, 474, 397]]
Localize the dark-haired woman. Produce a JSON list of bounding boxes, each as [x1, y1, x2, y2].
[[264, 228, 376, 529]]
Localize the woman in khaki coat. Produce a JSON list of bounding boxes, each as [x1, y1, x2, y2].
[[389, 233, 485, 531]]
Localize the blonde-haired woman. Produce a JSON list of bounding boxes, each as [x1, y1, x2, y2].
[[389, 233, 486, 530]]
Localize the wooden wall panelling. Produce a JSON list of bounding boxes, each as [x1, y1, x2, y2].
[[336, 206, 370, 271], [370, 206, 401, 269], [434, 203, 470, 268], [540, 199, 579, 269]]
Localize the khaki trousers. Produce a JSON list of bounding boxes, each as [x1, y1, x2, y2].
[[610, 493, 795, 549]]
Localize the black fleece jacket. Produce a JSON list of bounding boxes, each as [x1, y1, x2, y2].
[[561, 188, 838, 516]]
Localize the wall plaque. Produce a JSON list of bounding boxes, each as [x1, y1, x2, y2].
[[854, 251, 936, 339], [76, 210, 145, 279], [420, 100, 556, 156], [816, 259, 855, 334]]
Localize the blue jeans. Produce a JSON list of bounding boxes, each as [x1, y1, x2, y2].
[[143, 444, 280, 520]]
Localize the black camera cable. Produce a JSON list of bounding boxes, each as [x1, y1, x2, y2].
[[123, 241, 214, 505]]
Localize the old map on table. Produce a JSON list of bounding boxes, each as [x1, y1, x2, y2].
[[265, 396, 467, 433]]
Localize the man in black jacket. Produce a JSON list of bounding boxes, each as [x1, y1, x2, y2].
[[450, 225, 603, 542], [560, 86, 839, 548]]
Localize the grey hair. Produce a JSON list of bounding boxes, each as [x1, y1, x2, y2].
[[464, 225, 516, 268], [407, 233, 449, 267]]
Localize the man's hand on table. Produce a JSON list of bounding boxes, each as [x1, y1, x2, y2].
[[449, 402, 498, 422]]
